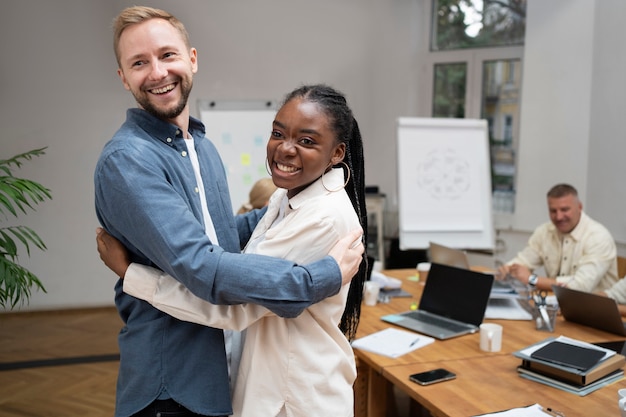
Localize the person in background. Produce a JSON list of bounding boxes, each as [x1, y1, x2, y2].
[[236, 177, 277, 214], [94, 6, 363, 417], [97, 84, 368, 417], [598, 281, 626, 316], [497, 183, 618, 293]]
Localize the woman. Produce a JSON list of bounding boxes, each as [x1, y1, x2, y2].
[[97, 84, 368, 417], [236, 177, 277, 214]]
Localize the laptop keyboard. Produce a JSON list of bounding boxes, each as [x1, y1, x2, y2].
[[404, 311, 470, 332]]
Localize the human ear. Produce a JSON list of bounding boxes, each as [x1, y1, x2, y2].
[[331, 143, 346, 165], [117, 68, 131, 91], [189, 48, 198, 74]]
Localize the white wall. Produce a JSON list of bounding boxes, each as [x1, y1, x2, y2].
[[497, 0, 626, 268], [0, 0, 425, 311], [1, 1, 130, 311], [586, 0, 626, 245], [1, 0, 624, 311], [512, 0, 596, 233]]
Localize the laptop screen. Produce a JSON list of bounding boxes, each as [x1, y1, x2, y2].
[[553, 285, 626, 335], [419, 263, 494, 326], [428, 242, 470, 269]]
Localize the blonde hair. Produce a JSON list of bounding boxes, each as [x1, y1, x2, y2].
[[112, 6, 191, 67], [237, 178, 277, 214]]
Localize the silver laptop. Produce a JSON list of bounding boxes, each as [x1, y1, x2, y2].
[[428, 241, 471, 269], [553, 285, 626, 336], [381, 263, 494, 340]]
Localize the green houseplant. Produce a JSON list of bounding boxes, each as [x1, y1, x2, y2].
[[0, 147, 52, 309]]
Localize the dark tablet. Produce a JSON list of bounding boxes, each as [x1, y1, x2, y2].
[[530, 341, 606, 371]]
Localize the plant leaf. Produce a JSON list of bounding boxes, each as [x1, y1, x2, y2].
[[0, 256, 47, 309], [0, 147, 50, 309]]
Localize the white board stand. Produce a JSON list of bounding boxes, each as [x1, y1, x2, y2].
[[397, 117, 494, 250]]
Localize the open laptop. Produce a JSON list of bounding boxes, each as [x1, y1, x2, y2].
[[381, 263, 494, 340], [428, 241, 471, 269], [553, 285, 626, 336], [428, 241, 516, 296]]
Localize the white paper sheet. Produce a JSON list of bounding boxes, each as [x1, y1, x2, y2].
[[485, 298, 533, 320], [472, 403, 555, 416], [351, 328, 435, 358]]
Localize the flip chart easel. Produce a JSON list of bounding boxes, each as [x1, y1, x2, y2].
[[397, 117, 494, 250]]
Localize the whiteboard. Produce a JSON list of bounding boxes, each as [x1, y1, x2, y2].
[[397, 117, 494, 250], [198, 100, 277, 213]]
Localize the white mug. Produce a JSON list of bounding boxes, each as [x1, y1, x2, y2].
[[363, 281, 380, 306], [479, 323, 503, 352], [618, 388, 626, 417]]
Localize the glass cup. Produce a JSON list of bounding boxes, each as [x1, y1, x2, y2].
[[532, 304, 558, 332], [363, 281, 380, 306]]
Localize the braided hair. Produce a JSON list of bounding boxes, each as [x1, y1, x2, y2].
[[282, 84, 368, 341]]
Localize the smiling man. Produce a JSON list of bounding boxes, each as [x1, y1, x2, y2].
[[94, 6, 364, 417], [497, 183, 618, 293]]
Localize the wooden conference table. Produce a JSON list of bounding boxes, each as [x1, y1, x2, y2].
[[353, 269, 626, 417]]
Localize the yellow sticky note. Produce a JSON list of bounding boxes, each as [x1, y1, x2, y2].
[[240, 153, 251, 166]]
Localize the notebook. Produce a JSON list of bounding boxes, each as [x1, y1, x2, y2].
[[381, 263, 494, 340], [553, 285, 626, 336], [428, 241, 471, 269], [530, 340, 606, 371]]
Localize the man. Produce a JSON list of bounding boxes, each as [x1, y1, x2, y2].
[[598, 260, 626, 315], [599, 281, 626, 316], [497, 183, 618, 293], [94, 6, 363, 417]]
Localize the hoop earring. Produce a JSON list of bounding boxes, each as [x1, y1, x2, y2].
[[321, 161, 351, 192], [265, 159, 272, 176]]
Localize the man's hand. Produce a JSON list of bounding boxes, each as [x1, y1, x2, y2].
[[329, 228, 365, 286], [508, 263, 531, 283], [597, 291, 626, 317], [496, 264, 511, 281], [96, 227, 131, 278]]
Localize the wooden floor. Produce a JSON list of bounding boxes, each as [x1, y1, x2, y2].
[[0, 307, 122, 417], [0, 307, 413, 417]]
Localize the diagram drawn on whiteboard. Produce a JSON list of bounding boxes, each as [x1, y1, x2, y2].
[[396, 117, 493, 250], [417, 147, 471, 200]]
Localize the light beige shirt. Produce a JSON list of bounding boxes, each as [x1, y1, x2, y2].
[[508, 211, 618, 292], [124, 168, 359, 417], [605, 278, 626, 304]]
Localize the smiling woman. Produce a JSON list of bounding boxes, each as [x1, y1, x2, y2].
[[267, 97, 346, 198]]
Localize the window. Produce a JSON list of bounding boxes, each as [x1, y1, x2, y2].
[[423, 0, 526, 214], [432, 0, 526, 51], [433, 63, 467, 118]]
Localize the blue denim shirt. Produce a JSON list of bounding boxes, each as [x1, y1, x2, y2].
[[94, 109, 341, 416]]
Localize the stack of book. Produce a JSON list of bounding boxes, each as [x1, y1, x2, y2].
[[513, 336, 625, 396]]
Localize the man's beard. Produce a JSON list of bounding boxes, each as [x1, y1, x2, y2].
[[134, 78, 193, 120]]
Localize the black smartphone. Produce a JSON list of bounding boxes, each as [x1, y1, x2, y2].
[[409, 368, 456, 386]]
